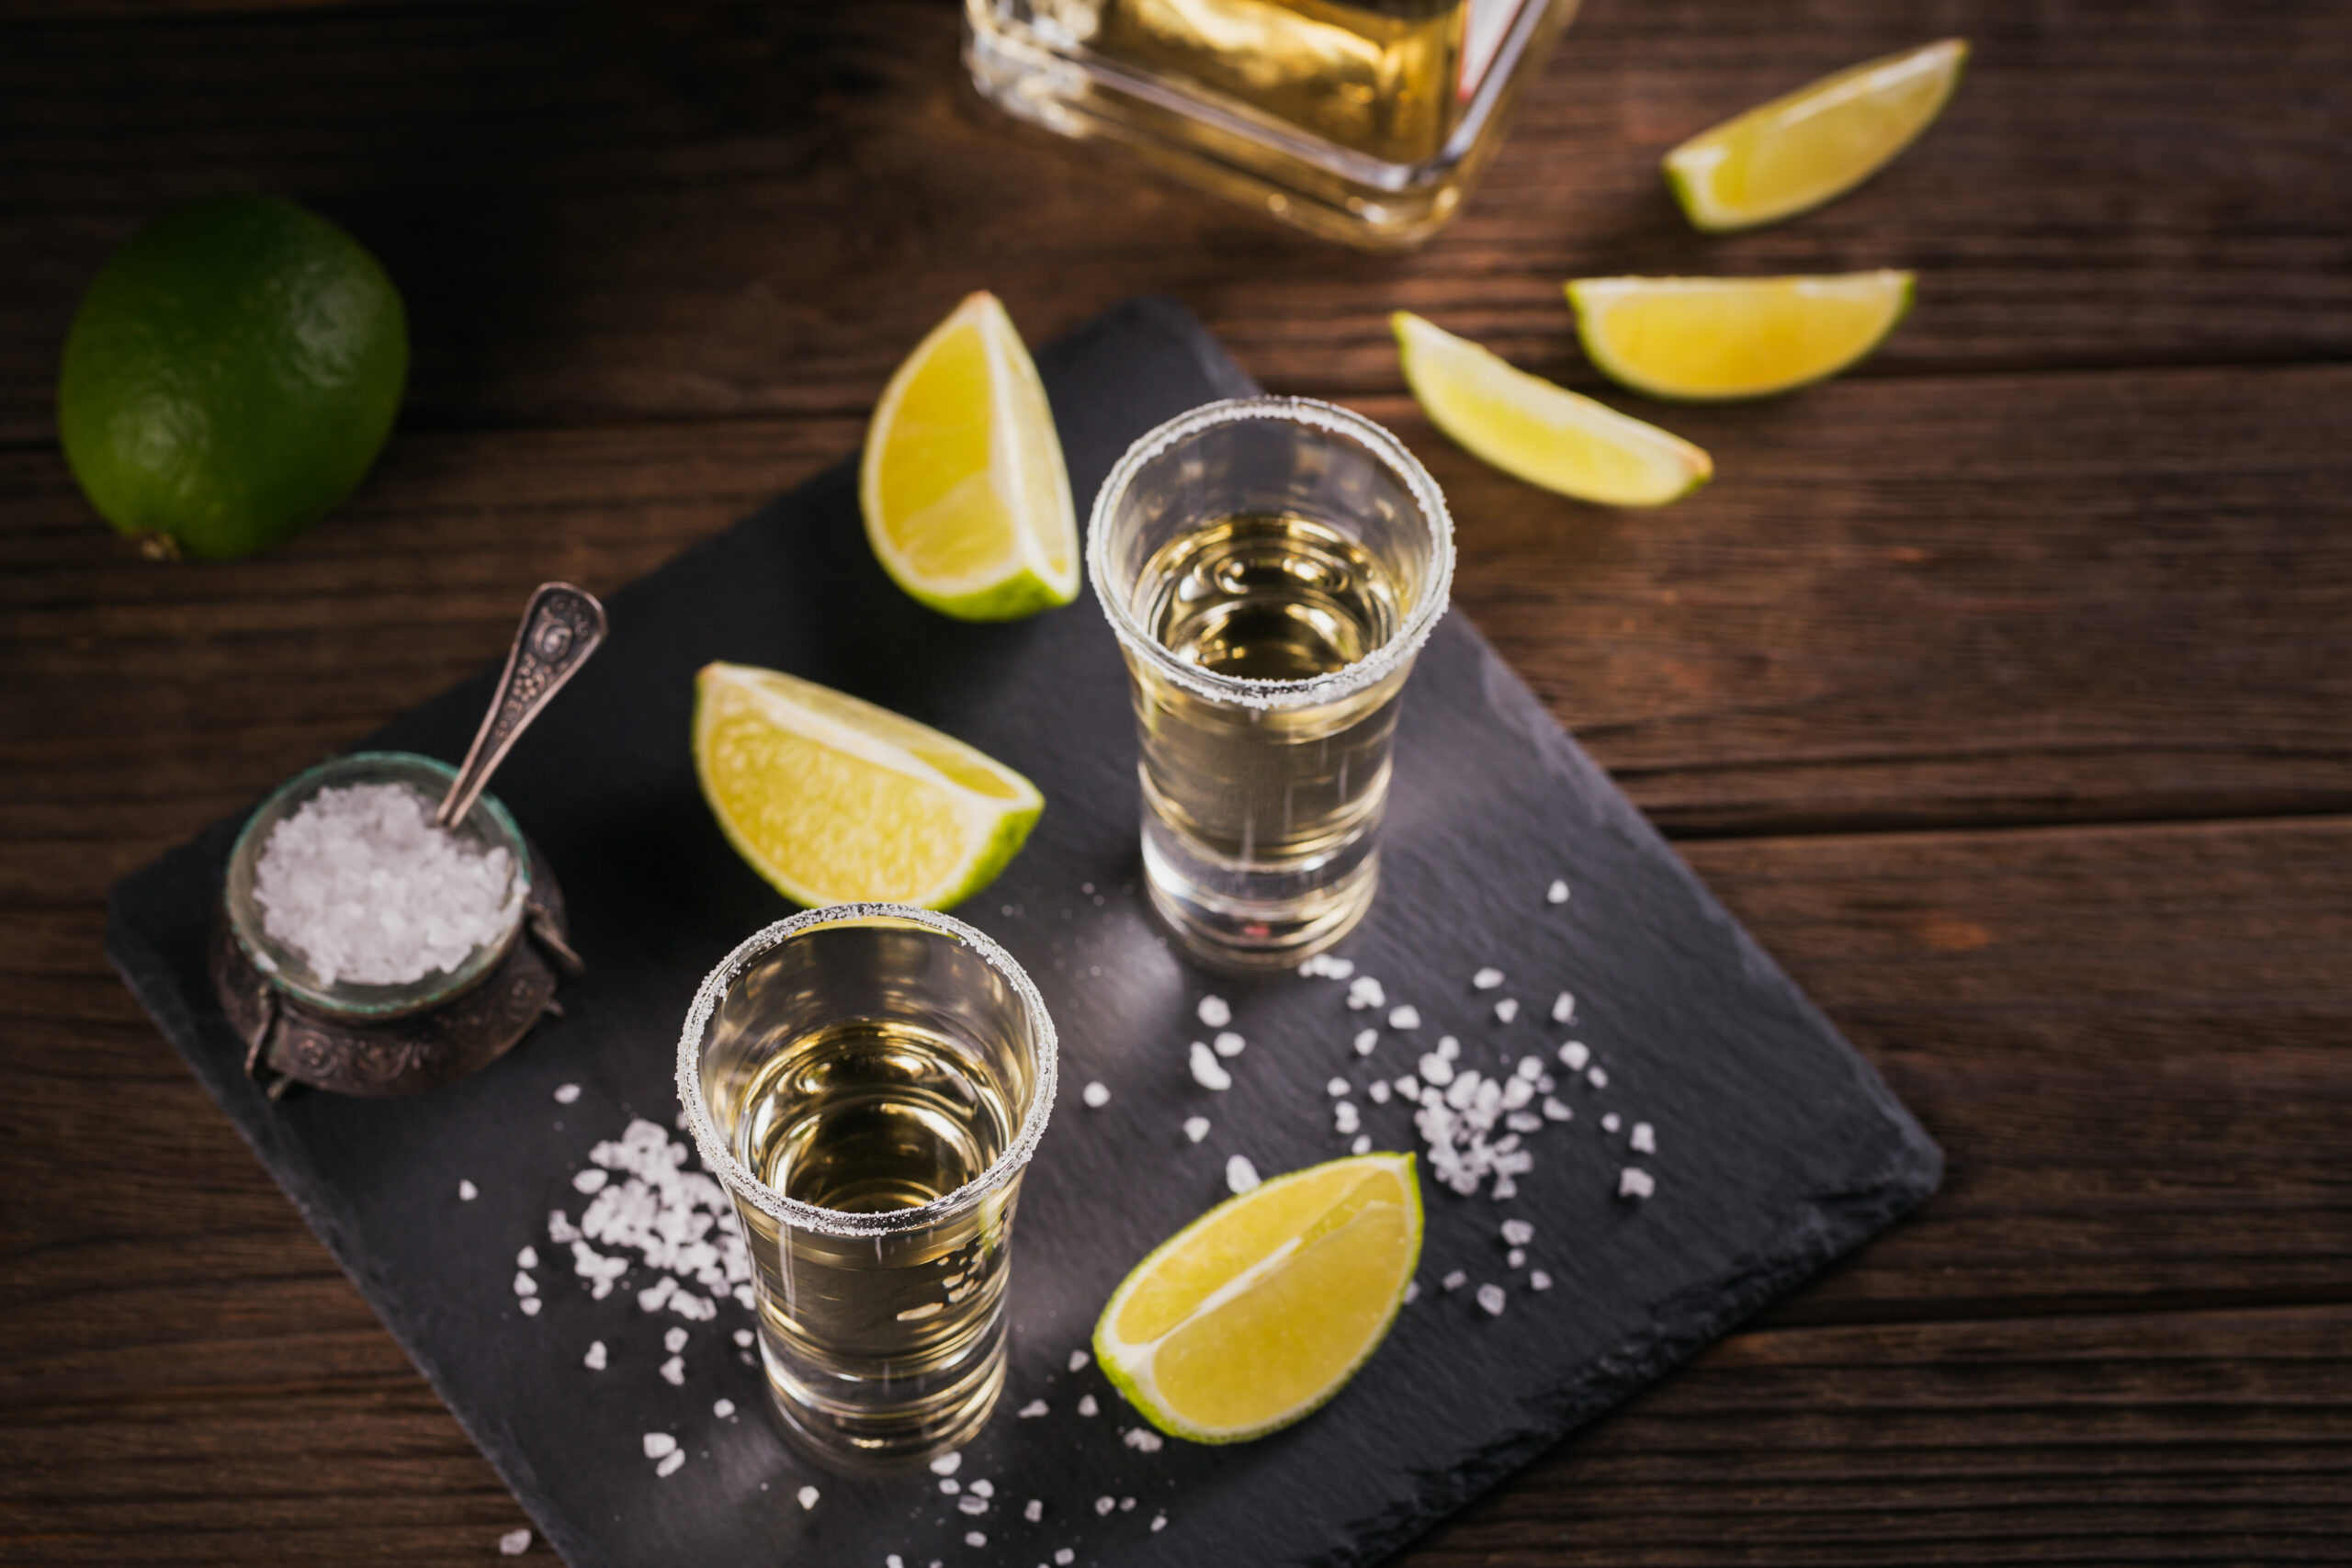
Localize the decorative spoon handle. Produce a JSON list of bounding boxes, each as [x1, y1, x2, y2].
[[436, 581, 607, 829]]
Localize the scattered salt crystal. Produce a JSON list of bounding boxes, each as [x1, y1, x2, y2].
[[1121, 1498, 1136, 1512], [970, 1480, 994, 1499], [664, 1325, 687, 1354], [940, 1479, 960, 1495], [963, 1532, 985, 1549], [656, 1450, 684, 1478], [1558, 1041, 1589, 1069], [1123, 1427, 1164, 1452], [1530, 1269, 1553, 1291], [1602, 1112, 1622, 1134], [1095, 1496, 1116, 1517], [1542, 1097, 1573, 1122], [1619, 1168, 1656, 1200], [931, 1452, 964, 1476], [1418, 1055, 1453, 1087], [1404, 1281, 1419, 1303], [519, 1296, 542, 1315], [514, 1272, 537, 1297], [1213, 1031, 1246, 1058], [1024, 1499, 1045, 1522], [1226, 1155, 1260, 1194], [1494, 998, 1519, 1023], [659, 1355, 684, 1385], [1547, 880, 1569, 905], [1353, 1028, 1378, 1055], [1387, 1005, 1420, 1030], [797, 1484, 820, 1510], [1333, 1102, 1359, 1134], [1442, 1270, 1466, 1292], [638, 1276, 676, 1313], [1068, 1350, 1090, 1373], [1588, 1066, 1609, 1089], [584, 1340, 606, 1371], [1017, 1399, 1048, 1417], [1490, 1177, 1518, 1200], [1500, 1219, 1534, 1246], [1188, 1043, 1232, 1091], [643, 1432, 678, 1460], [1182, 1116, 1210, 1144], [1351, 1135, 1371, 1155], [1347, 976, 1385, 1010], [1324, 957, 1353, 978], [713, 1398, 735, 1418], [1396, 1075, 1419, 1099], [1505, 1111, 1543, 1134], [499, 1527, 532, 1556], [251, 781, 518, 987], [1473, 967, 1504, 990], [1632, 1122, 1656, 1154], [1514, 1056, 1543, 1081], [733, 1329, 752, 1348], [572, 1168, 607, 1194], [957, 1495, 988, 1516], [546, 1210, 578, 1242], [1151, 1511, 1168, 1532], [553, 1083, 582, 1105], [517, 1246, 538, 1269], [1196, 996, 1231, 1028], [1056, 1551, 1075, 1565], [1322, 1077, 1346, 1097], [1476, 1283, 1507, 1316], [1078, 1394, 1099, 1416], [889, 1557, 906, 1568], [1368, 1080, 1391, 1104], [1508, 1247, 1526, 1268], [458, 1179, 479, 1201], [1436, 1035, 1460, 1061], [1081, 1081, 1110, 1109]]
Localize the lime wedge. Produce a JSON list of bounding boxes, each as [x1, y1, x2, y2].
[[692, 661, 1042, 908], [1393, 311, 1712, 507], [1095, 1153, 1421, 1444], [1566, 272, 1914, 400], [1665, 39, 1968, 232], [860, 291, 1079, 622]]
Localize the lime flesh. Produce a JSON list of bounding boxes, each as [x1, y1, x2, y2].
[[1567, 272, 1916, 400]]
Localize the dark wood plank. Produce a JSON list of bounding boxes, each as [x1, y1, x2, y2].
[[2, 0, 2347, 444]]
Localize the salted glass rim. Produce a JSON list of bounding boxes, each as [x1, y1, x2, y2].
[[674, 902, 1058, 1239], [1086, 395, 1455, 712]]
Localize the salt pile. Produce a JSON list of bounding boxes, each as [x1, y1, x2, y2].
[[252, 781, 519, 987]]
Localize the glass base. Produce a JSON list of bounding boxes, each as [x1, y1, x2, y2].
[[1142, 817, 1379, 971], [964, 0, 1579, 251], [759, 1317, 1007, 1472]]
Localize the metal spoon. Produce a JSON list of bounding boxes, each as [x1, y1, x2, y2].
[[436, 581, 608, 829]]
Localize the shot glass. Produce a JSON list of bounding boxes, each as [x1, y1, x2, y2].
[[1089, 397, 1453, 969], [676, 904, 1057, 1468]]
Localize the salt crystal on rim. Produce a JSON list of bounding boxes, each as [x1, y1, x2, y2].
[[1081, 1081, 1110, 1108], [1500, 1219, 1533, 1245], [553, 1082, 581, 1104], [1068, 1349, 1090, 1372], [1078, 1394, 1099, 1416], [1226, 1155, 1260, 1194], [656, 1450, 685, 1478], [1188, 1043, 1232, 1091], [643, 1432, 677, 1460], [499, 1527, 532, 1555], [1387, 1005, 1420, 1030], [1017, 1399, 1048, 1417], [1601, 1112, 1621, 1134], [1476, 1283, 1506, 1316], [458, 1179, 478, 1201], [583, 1340, 606, 1370], [797, 1485, 820, 1509], [1353, 1028, 1378, 1055], [1196, 996, 1230, 1028], [1558, 1041, 1588, 1069], [1494, 998, 1519, 1023], [1024, 1499, 1045, 1522], [1551, 991, 1575, 1023], [1546, 880, 1569, 904], [930, 1452, 964, 1475], [1182, 1116, 1210, 1143], [663, 1325, 687, 1353], [659, 1355, 684, 1385], [1442, 1269, 1466, 1291], [1530, 1269, 1554, 1291], [1632, 1122, 1656, 1154], [1619, 1168, 1656, 1200]]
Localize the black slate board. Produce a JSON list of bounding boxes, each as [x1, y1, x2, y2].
[[108, 297, 1941, 1568]]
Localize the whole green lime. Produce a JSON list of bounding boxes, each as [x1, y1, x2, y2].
[[58, 195, 407, 559]]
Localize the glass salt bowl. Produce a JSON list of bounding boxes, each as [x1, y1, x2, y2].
[[221, 750, 533, 1021]]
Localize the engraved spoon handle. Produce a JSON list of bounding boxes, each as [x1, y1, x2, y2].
[[436, 581, 608, 829]]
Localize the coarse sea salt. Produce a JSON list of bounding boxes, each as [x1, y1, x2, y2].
[[458, 1179, 479, 1201], [1024, 1499, 1045, 1522], [499, 1527, 532, 1555], [1601, 1112, 1621, 1134], [1530, 1269, 1553, 1291], [1632, 1122, 1656, 1154], [1182, 1116, 1211, 1143], [252, 781, 519, 987], [797, 1484, 820, 1510], [1347, 976, 1385, 1010], [1368, 1080, 1391, 1104], [1619, 1168, 1656, 1200], [583, 1340, 606, 1370], [655, 1450, 685, 1478], [931, 1452, 963, 1476], [1123, 1427, 1164, 1452], [1078, 1393, 1099, 1416], [1188, 1043, 1232, 1091], [1353, 1028, 1378, 1055], [1017, 1399, 1049, 1417], [1069, 1349, 1090, 1372], [1387, 1005, 1420, 1031], [1500, 1219, 1533, 1246], [1547, 880, 1570, 905], [1493, 998, 1519, 1023], [1081, 1080, 1111, 1108], [1558, 1041, 1589, 1070], [1196, 996, 1231, 1028], [1472, 967, 1504, 990], [553, 1082, 582, 1104], [1442, 1269, 1466, 1292], [1213, 1031, 1246, 1058], [1476, 1283, 1506, 1316], [713, 1398, 735, 1418], [1226, 1155, 1260, 1194], [1552, 991, 1575, 1023]]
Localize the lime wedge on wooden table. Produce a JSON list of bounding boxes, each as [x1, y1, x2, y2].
[[692, 661, 1042, 909], [1665, 39, 1969, 232], [1096, 1153, 1422, 1443], [861, 291, 1079, 622], [1566, 272, 1916, 400], [1393, 311, 1712, 507]]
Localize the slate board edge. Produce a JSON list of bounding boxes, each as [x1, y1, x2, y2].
[[100, 293, 1943, 1568]]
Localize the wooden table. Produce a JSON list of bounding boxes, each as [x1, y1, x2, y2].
[[5, 2, 2347, 1562]]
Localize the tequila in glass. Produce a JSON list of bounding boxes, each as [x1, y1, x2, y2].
[[1091, 399, 1452, 969], [965, 0, 1585, 248], [677, 905, 1056, 1467]]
